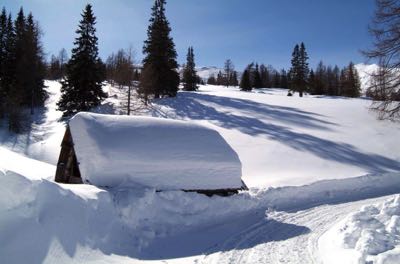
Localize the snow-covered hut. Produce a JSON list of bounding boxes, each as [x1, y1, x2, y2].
[[55, 112, 246, 195]]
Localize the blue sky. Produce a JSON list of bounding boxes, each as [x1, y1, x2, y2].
[[3, 0, 376, 70]]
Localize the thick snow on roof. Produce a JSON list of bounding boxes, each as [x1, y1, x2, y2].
[[68, 112, 243, 190]]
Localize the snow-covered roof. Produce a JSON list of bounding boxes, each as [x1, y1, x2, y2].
[[68, 112, 243, 190]]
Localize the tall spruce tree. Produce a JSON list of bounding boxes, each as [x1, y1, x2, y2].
[[139, 0, 179, 102], [240, 68, 252, 91], [341, 62, 361, 98], [0, 8, 7, 115], [25, 13, 47, 114], [290, 43, 309, 97], [253, 63, 263, 88], [57, 4, 106, 118], [182, 46, 197, 91]]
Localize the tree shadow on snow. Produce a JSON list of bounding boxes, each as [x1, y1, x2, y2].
[[152, 92, 400, 173]]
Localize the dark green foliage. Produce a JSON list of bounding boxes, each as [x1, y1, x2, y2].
[[280, 69, 288, 89], [230, 71, 239, 86], [0, 7, 47, 132], [216, 70, 224, 85], [253, 63, 263, 88], [240, 68, 251, 91], [207, 74, 217, 85], [289, 42, 309, 97], [309, 60, 360, 98], [139, 0, 179, 101], [260, 64, 271, 88], [57, 4, 106, 118], [182, 46, 198, 91], [341, 62, 361, 97]]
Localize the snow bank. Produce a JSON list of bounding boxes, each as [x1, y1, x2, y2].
[[1, 153, 400, 263], [319, 195, 400, 264], [0, 147, 55, 180], [69, 112, 243, 190]]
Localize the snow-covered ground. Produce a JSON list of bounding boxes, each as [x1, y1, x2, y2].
[[0, 73, 400, 263]]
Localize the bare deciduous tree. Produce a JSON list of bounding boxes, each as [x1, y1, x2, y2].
[[364, 0, 400, 120]]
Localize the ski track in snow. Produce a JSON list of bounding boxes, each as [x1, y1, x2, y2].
[[200, 196, 390, 264]]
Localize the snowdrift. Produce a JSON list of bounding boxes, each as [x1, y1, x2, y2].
[[319, 195, 400, 264], [66, 112, 243, 190]]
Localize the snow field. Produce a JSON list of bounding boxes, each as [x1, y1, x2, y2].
[[319, 195, 400, 264]]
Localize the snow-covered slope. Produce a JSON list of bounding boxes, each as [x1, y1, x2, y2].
[[148, 85, 400, 188], [196, 66, 222, 81]]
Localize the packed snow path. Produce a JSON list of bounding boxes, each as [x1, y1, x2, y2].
[[200, 196, 391, 264]]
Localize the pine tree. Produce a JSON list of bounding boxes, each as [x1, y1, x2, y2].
[[231, 71, 239, 86], [313, 61, 326, 95], [182, 46, 197, 91], [57, 4, 106, 118], [290, 43, 309, 97], [273, 71, 280, 88], [25, 13, 47, 114], [341, 62, 361, 97], [216, 70, 224, 85], [240, 68, 252, 91], [253, 63, 263, 88], [289, 44, 300, 93], [207, 74, 216, 85], [280, 69, 288, 89], [308, 69, 316, 94], [260, 64, 270, 88], [139, 0, 179, 102], [0, 8, 7, 115]]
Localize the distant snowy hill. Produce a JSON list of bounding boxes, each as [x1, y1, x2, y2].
[[196, 66, 222, 80], [355, 63, 379, 93]]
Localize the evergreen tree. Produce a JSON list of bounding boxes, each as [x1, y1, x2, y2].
[[216, 70, 224, 85], [290, 43, 309, 96], [253, 63, 263, 88], [207, 74, 216, 85], [24, 12, 47, 113], [332, 65, 340, 96], [240, 68, 251, 91], [57, 4, 106, 118], [139, 0, 179, 101], [313, 61, 326, 95], [0, 8, 7, 115], [341, 62, 361, 97], [273, 71, 280, 88], [230, 71, 239, 86], [308, 69, 316, 93], [280, 69, 288, 89], [260, 64, 271, 88], [182, 46, 197, 91]]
